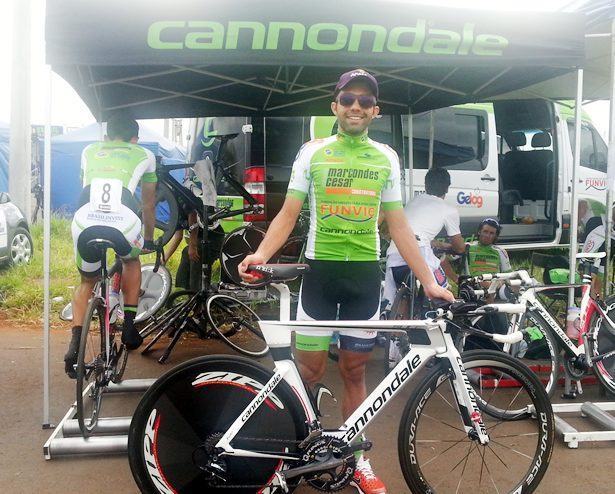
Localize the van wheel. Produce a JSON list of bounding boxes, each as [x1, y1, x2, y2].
[[8, 227, 33, 266]]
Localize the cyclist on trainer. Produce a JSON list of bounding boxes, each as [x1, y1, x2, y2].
[[64, 116, 157, 378], [240, 69, 453, 494]]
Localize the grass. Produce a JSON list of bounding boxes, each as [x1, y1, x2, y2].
[[0, 216, 186, 327], [0, 217, 602, 326]]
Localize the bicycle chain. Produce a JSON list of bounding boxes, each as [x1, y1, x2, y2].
[[200, 434, 350, 490]]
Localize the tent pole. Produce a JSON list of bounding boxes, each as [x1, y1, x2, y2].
[[42, 66, 53, 429], [406, 112, 413, 204], [428, 111, 434, 169], [568, 69, 584, 308], [605, 20, 615, 298]]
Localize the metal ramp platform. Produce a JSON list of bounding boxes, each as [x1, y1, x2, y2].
[[552, 402, 615, 449], [43, 378, 155, 459]]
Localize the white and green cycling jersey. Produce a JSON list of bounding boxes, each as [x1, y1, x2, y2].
[[287, 131, 402, 261], [81, 141, 157, 192]]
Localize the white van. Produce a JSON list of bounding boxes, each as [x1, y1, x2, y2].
[[405, 100, 608, 249], [190, 99, 608, 248]]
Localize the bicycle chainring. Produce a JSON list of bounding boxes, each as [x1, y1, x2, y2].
[[563, 355, 587, 380], [301, 437, 355, 492]]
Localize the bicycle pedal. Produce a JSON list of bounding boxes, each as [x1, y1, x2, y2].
[[561, 392, 577, 400], [347, 440, 372, 455]]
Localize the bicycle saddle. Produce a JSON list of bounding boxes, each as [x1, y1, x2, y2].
[[247, 263, 310, 283], [86, 238, 116, 251]]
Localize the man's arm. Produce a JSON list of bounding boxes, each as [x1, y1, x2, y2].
[[140, 181, 157, 241], [385, 208, 454, 301], [239, 196, 304, 281]]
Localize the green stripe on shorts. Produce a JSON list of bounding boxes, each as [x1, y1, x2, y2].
[[295, 334, 331, 352]]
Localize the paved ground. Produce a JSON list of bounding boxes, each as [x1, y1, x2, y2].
[[1, 324, 614, 493]]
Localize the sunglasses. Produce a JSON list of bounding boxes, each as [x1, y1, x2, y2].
[[337, 93, 377, 109]]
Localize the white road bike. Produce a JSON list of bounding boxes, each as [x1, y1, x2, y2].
[[128, 264, 554, 494]]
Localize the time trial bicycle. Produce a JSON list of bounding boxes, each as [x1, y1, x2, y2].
[[128, 263, 554, 494]]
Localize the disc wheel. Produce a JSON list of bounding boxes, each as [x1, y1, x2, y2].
[[206, 294, 268, 357], [128, 355, 308, 493], [76, 296, 106, 437], [398, 350, 554, 494]]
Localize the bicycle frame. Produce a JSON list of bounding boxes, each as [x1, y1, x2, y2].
[[479, 268, 615, 381], [214, 284, 492, 462]]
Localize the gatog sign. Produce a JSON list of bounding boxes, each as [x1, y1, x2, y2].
[[147, 20, 509, 56]]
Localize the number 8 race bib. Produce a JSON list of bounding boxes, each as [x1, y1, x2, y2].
[[90, 178, 123, 213]]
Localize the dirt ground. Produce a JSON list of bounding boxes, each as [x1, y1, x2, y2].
[[1, 324, 614, 493]]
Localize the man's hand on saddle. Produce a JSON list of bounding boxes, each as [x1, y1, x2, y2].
[[238, 253, 268, 284]]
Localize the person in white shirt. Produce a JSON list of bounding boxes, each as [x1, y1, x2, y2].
[[385, 168, 465, 300]]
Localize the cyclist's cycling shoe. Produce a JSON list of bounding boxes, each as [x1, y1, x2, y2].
[[122, 325, 143, 351], [64, 327, 81, 379], [350, 457, 387, 494]]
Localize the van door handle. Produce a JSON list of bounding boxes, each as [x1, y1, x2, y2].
[[481, 175, 496, 182]]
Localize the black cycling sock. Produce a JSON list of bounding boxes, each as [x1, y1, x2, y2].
[[64, 326, 82, 378], [122, 305, 142, 350]]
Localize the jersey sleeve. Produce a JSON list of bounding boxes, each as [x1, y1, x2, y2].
[[443, 206, 461, 237], [496, 246, 512, 272], [286, 142, 312, 201], [380, 147, 403, 211], [140, 149, 158, 183]]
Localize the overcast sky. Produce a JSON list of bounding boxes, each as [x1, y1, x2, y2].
[[0, 0, 611, 139]]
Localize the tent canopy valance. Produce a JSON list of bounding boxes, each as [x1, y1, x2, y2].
[[45, 0, 586, 119]]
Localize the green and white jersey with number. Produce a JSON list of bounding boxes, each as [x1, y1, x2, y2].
[[81, 141, 157, 192], [72, 141, 157, 274], [287, 131, 402, 261]]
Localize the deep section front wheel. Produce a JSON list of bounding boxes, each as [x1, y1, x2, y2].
[[398, 350, 554, 494], [128, 355, 308, 493]]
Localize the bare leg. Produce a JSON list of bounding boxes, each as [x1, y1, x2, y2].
[[337, 349, 370, 420], [295, 349, 328, 387], [65, 275, 98, 377], [120, 258, 141, 306], [72, 275, 98, 326]]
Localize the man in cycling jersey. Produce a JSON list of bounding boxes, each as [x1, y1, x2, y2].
[[239, 69, 453, 494], [64, 116, 157, 378], [462, 218, 511, 280], [385, 168, 465, 299]]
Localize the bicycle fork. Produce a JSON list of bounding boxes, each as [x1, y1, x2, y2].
[[446, 345, 490, 445]]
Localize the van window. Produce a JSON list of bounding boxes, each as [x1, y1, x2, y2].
[[403, 109, 487, 171], [592, 128, 608, 173], [265, 117, 306, 167], [567, 121, 607, 173]]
